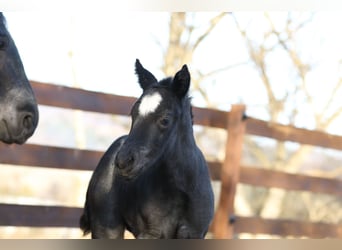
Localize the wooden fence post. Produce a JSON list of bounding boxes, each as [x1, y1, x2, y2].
[[211, 104, 247, 239]]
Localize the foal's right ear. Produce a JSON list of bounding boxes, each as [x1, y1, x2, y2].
[[135, 59, 158, 91], [172, 64, 190, 98]]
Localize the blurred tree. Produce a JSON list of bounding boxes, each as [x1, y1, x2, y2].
[[161, 12, 229, 107], [162, 12, 342, 235], [232, 12, 342, 221]]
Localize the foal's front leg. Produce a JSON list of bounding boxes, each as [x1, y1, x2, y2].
[[91, 222, 125, 239], [136, 225, 163, 239], [136, 231, 162, 239], [90, 207, 126, 239]]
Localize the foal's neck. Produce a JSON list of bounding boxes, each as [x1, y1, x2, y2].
[[170, 110, 198, 162], [178, 100, 196, 142]]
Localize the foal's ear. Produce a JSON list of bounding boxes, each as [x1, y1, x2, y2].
[[135, 59, 158, 91], [172, 65, 190, 98]]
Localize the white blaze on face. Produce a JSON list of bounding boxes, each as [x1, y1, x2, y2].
[[138, 92, 162, 116]]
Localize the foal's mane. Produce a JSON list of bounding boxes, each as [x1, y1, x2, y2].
[[0, 13, 7, 35], [0, 13, 6, 26]]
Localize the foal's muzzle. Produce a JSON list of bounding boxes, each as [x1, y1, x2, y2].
[[115, 151, 135, 171], [115, 150, 137, 179], [114, 146, 148, 180]]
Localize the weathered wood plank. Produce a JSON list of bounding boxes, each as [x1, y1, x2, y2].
[[0, 204, 82, 227], [211, 163, 342, 197], [211, 105, 247, 238], [1, 203, 341, 239], [246, 118, 342, 150], [31, 81, 228, 129], [0, 143, 101, 171], [1, 144, 341, 197], [31, 81, 135, 116], [234, 216, 342, 238], [239, 166, 342, 197]]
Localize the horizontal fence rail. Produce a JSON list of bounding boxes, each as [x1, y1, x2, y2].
[[31, 81, 229, 130], [239, 166, 342, 197], [1, 204, 341, 238], [234, 216, 342, 238], [0, 204, 82, 228], [31, 81, 342, 150], [0, 81, 341, 239], [1, 143, 341, 197], [246, 118, 342, 151]]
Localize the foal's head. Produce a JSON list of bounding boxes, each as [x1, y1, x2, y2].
[[0, 13, 39, 144], [115, 59, 192, 179]]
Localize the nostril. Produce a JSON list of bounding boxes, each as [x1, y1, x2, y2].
[[115, 153, 135, 169], [115, 156, 123, 169], [17, 102, 38, 133], [22, 114, 33, 130], [127, 155, 134, 165]]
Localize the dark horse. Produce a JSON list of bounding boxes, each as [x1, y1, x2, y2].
[[0, 13, 39, 144], [80, 60, 214, 239]]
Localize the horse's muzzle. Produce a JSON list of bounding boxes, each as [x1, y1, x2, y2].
[[0, 101, 39, 144]]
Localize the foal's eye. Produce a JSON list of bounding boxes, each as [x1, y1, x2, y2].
[[158, 117, 171, 128]]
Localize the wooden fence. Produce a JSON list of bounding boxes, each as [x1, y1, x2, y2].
[[0, 81, 342, 238]]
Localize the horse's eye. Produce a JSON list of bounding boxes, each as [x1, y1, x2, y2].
[[159, 117, 170, 128]]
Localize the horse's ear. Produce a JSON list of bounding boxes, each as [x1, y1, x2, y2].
[[172, 64, 190, 98], [135, 59, 158, 90]]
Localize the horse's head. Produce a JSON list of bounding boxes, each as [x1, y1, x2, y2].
[[0, 13, 39, 144], [115, 59, 192, 179]]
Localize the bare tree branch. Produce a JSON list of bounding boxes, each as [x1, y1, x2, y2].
[[232, 14, 281, 121], [195, 61, 249, 81], [264, 13, 320, 126], [244, 136, 272, 167], [322, 106, 342, 129], [192, 13, 228, 51]]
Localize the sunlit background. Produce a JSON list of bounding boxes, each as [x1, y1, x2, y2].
[[1, 12, 342, 238]]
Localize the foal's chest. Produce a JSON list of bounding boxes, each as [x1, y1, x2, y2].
[[119, 180, 187, 238]]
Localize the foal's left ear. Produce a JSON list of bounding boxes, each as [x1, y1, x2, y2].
[[172, 65, 190, 98], [135, 59, 158, 91]]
